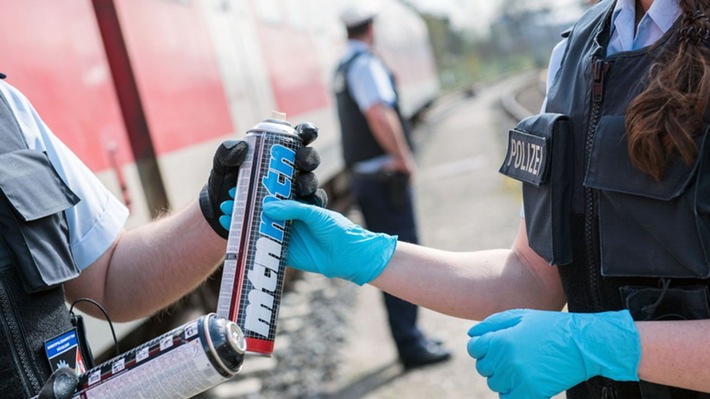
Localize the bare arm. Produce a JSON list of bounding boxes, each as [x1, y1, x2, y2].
[[364, 103, 416, 174], [64, 200, 225, 322], [636, 320, 710, 392], [371, 220, 567, 320]]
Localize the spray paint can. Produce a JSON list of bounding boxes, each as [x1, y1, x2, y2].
[[216, 116, 304, 356], [67, 313, 245, 399]]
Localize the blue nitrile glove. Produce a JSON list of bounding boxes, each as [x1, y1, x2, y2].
[[218, 180, 327, 233], [467, 309, 641, 398], [261, 199, 397, 285]]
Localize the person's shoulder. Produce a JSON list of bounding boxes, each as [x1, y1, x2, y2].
[[0, 79, 41, 129], [351, 51, 374, 67], [570, 0, 615, 34], [344, 52, 377, 82], [0, 79, 56, 150], [352, 50, 387, 76], [0, 79, 32, 109]]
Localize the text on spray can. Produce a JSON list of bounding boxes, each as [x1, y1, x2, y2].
[[216, 118, 303, 355]]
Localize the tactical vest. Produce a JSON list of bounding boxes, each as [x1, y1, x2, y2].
[[0, 85, 82, 398], [500, 1, 710, 397], [334, 49, 412, 168]]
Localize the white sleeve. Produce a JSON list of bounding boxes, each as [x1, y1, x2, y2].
[[0, 81, 129, 270], [347, 55, 397, 111]]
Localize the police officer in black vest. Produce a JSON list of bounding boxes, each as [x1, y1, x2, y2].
[[332, 3, 451, 370], [0, 75, 323, 399]]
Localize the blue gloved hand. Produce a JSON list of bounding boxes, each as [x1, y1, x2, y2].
[[467, 309, 641, 398], [260, 199, 397, 285]]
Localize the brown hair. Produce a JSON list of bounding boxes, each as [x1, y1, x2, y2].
[[625, 1, 710, 181]]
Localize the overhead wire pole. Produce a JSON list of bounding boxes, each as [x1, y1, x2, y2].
[[92, 0, 171, 218]]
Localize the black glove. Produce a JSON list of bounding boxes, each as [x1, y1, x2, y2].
[[200, 122, 327, 239], [38, 367, 78, 399], [293, 122, 328, 209]]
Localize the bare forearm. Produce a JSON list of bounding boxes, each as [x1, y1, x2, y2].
[[68, 200, 226, 321], [371, 241, 566, 320], [365, 104, 413, 164], [636, 320, 710, 392]]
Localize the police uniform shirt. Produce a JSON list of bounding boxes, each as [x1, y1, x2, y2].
[[0, 80, 129, 270], [345, 40, 397, 110], [341, 39, 397, 174]]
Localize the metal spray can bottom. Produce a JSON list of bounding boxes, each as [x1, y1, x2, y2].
[[70, 313, 245, 399]]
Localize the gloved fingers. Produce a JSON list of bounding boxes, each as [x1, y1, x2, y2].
[[468, 309, 526, 337], [213, 140, 248, 172], [201, 142, 246, 238], [295, 146, 321, 172], [38, 367, 79, 399], [282, 220, 319, 273], [467, 334, 491, 359], [486, 372, 513, 396], [265, 199, 355, 231], [474, 349, 497, 377], [295, 172, 319, 198], [263, 199, 321, 224], [483, 360, 520, 398], [273, 199, 355, 228], [499, 386, 528, 399], [210, 141, 246, 196], [294, 122, 319, 146], [299, 188, 328, 208], [220, 200, 234, 216], [219, 199, 234, 231], [219, 215, 231, 232]]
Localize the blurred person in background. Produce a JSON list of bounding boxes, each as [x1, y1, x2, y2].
[[262, 0, 710, 397], [331, 3, 451, 370]]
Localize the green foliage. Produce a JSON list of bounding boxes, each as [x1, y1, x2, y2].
[[420, 13, 537, 92]]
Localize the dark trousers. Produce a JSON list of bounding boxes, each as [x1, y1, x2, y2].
[[351, 171, 427, 356]]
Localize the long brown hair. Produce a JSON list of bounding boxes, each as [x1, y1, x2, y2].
[[626, 0, 710, 181]]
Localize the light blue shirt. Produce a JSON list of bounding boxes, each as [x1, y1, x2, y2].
[[607, 0, 680, 55], [342, 40, 396, 111], [0, 80, 128, 270], [544, 0, 681, 108]]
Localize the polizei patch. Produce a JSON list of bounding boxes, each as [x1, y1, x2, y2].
[[499, 128, 550, 186]]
